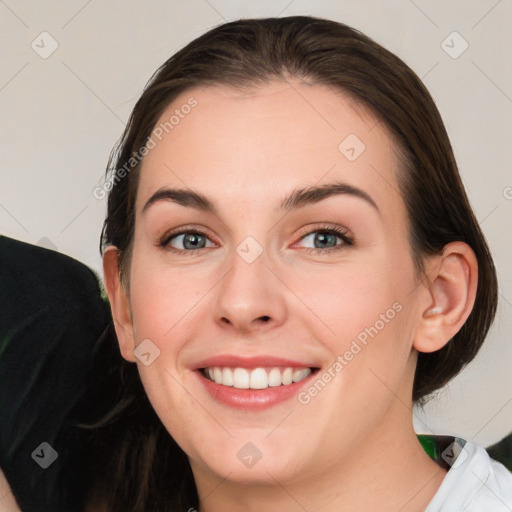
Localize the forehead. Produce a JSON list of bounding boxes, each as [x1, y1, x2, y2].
[[136, 80, 404, 220]]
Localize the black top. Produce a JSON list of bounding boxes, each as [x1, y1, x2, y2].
[[0, 235, 112, 512]]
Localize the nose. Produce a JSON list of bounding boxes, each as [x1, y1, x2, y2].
[[213, 243, 287, 335]]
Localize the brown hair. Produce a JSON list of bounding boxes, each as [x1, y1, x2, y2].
[[92, 15, 498, 511]]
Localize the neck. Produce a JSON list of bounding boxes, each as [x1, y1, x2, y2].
[[192, 405, 446, 512]]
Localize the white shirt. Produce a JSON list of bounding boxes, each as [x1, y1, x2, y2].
[[426, 438, 512, 511]]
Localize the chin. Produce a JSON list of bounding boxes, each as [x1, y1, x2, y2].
[[185, 432, 312, 485]]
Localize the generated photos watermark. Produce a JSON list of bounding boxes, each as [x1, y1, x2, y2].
[[297, 301, 403, 405], [93, 97, 198, 200]]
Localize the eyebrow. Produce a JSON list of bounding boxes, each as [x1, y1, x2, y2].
[[141, 181, 379, 216]]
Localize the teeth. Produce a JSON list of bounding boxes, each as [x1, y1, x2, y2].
[[203, 366, 312, 389], [222, 367, 233, 387], [292, 368, 311, 382], [233, 368, 250, 389], [250, 368, 268, 389], [268, 368, 282, 387], [282, 367, 293, 385]]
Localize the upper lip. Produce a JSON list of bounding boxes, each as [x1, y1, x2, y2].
[[191, 355, 319, 370]]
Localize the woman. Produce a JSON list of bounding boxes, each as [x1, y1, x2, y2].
[[88, 14, 512, 511], [1, 14, 506, 512]]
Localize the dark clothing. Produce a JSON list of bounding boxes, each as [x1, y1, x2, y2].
[[0, 235, 112, 512]]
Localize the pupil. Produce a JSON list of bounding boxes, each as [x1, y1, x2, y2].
[[184, 234, 204, 249], [316, 233, 335, 248]]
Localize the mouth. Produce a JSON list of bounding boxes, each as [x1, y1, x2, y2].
[[201, 366, 313, 389], [193, 356, 320, 410]]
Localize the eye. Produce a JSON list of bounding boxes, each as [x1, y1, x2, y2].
[[294, 225, 353, 254], [160, 229, 216, 254], [159, 224, 353, 256]]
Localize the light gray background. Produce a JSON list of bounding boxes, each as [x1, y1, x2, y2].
[[1, 0, 511, 446]]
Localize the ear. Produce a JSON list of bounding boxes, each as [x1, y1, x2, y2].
[[413, 241, 478, 353], [102, 246, 137, 362]]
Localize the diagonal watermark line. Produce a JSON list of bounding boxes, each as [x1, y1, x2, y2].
[[0, 202, 29, 232], [114, 95, 138, 109], [368, 367, 436, 433], [201, 0, 227, 21], [421, 61, 439, 80], [368, 118, 382, 132], [478, 204, 499, 225], [266, 410, 295, 437], [60, 204, 89, 233], [0, 62, 29, 92], [266, 469, 309, 511], [266, 163, 337, 235], [397, 468, 444, 511], [0, 0, 29, 28], [471, 0, 502, 30], [282, 76, 337, 131], [0, 490, 12, 501], [265, 265, 336, 335], [472, 61, 512, 105], [164, 267, 233, 336], [61, 0, 93, 29], [408, 0, 439, 28], [470, 470, 512, 511], [161, 365, 234, 438], [471, 395, 512, 440], [61, 61, 125, 124], [368, 162, 401, 199], [276, 0, 295, 17], [0, 485, 15, 504], [199, 471, 234, 504], [499, 292, 512, 309], [404, 262, 439, 304]]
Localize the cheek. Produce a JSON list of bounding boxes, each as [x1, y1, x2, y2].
[[128, 252, 214, 342], [290, 255, 415, 384], [292, 260, 405, 339]]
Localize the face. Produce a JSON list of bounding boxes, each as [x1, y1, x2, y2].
[[118, 80, 431, 487]]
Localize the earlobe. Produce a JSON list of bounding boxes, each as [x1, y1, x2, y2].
[[413, 242, 478, 354], [102, 246, 137, 363]]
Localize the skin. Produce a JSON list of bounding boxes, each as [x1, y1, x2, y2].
[[104, 79, 478, 512], [0, 469, 21, 512]]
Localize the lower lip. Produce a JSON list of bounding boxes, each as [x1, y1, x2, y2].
[[196, 370, 318, 410]]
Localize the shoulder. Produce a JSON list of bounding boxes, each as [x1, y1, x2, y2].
[[426, 438, 512, 511]]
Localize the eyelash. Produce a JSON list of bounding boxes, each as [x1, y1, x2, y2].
[[296, 225, 354, 254], [158, 224, 354, 256]]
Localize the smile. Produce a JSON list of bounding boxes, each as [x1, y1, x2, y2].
[[202, 366, 312, 389], [193, 355, 320, 410]]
